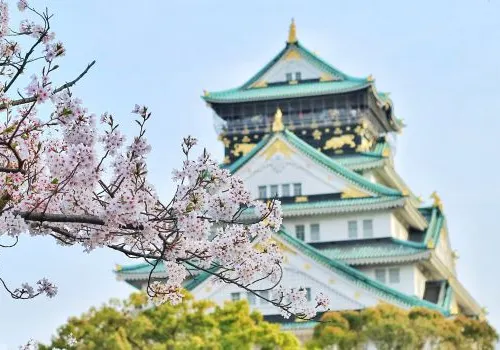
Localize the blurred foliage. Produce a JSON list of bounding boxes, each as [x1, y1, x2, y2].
[[39, 292, 300, 350], [307, 304, 498, 350]]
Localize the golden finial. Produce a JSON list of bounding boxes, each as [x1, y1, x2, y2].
[[272, 108, 285, 132], [367, 74, 374, 82], [430, 191, 443, 211], [115, 264, 122, 271], [203, 89, 209, 96], [287, 18, 297, 44]]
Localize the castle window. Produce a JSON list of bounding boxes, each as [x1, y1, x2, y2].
[[295, 72, 302, 81], [305, 287, 312, 301], [363, 219, 373, 238], [286, 72, 293, 81], [389, 268, 400, 284], [247, 292, 256, 305], [282, 184, 291, 197], [375, 269, 386, 283], [295, 225, 305, 241], [231, 292, 240, 301], [258, 186, 267, 199], [348, 220, 358, 239], [310, 224, 320, 241], [293, 183, 302, 196], [270, 185, 279, 197], [259, 290, 269, 304]]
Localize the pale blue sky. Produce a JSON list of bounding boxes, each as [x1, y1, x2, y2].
[[1, 0, 499, 347]]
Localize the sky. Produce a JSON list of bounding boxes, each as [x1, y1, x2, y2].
[[1, 0, 500, 347]]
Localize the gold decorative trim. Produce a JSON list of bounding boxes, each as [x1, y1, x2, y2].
[[324, 135, 356, 150], [427, 240, 435, 249], [430, 191, 443, 211], [320, 73, 334, 82], [341, 187, 370, 199], [262, 138, 294, 160], [284, 49, 301, 60], [288, 80, 298, 85], [115, 264, 122, 271], [272, 108, 284, 132], [287, 18, 297, 44], [382, 148, 391, 157], [242, 135, 251, 143], [295, 196, 308, 203], [303, 263, 311, 271], [312, 129, 322, 140], [231, 143, 256, 157], [251, 80, 268, 88]]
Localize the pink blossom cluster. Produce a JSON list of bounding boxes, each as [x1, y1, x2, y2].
[[0, 0, 329, 318]]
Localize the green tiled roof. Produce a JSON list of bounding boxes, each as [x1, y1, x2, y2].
[[280, 321, 318, 330], [115, 261, 214, 291], [276, 229, 449, 315], [202, 42, 371, 104], [117, 261, 166, 276], [281, 197, 406, 216], [241, 42, 367, 90], [316, 238, 430, 265], [225, 130, 401, 198], [115, 225, 449, 315], [203, 80, 371, 103]]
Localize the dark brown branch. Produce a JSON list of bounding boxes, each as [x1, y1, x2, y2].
[[0, 60, 96, 110]]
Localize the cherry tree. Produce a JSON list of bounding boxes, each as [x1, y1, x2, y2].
[[0, 0, 329, 323]]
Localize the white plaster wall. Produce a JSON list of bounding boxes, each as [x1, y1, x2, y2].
[[260, 55, 325, 83], [357, 264, 420, 297], [282, 211, 394, 242], [236, 143, 351, 198], [391, 216, 409, 240], [414, 266, 427, 299], [435, 231, 456, 275]]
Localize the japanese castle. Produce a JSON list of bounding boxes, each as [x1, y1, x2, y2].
[[115, 20, 483, 335]]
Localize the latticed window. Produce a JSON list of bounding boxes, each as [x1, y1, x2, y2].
[[286, 72, 293, 81], [295, 72, 302, 81], [231, 292, 240, 301], [389, 268, 400, 283], [348, 220, 358, 238], [375, 269, 386, 283], [270, 185, 279, 197], [295, 225, 305, 241], [258, 186, 267, 199], [310, 224, 320, 241], [293, 183, 302, 196], [247, 292, 256, 305], [363, 219, 373, 238], [282, 184, 290, 197]]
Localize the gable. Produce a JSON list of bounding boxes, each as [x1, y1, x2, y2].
[[253, 47, 338, 86], [234, 136, 369, 198]]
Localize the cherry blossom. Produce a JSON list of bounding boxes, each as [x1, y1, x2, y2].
[[0, 0, 329, 321]]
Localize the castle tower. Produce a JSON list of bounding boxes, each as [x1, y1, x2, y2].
[[116, 20, 484, 335]]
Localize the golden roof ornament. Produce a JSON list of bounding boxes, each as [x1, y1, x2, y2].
[[272, 108, 285, 132], [287, 18, 297, 44], [430, 191, 443, 211]]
